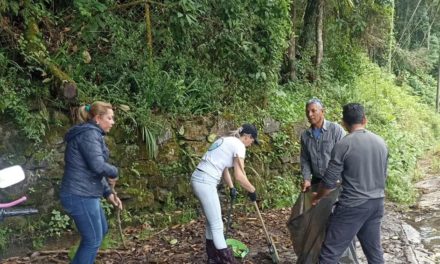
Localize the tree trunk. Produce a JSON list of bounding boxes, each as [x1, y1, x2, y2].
[[286, 0, 297, 81], [145, 1, 153, 66], [315, 0, 323, 73], [387, 0, 395, 73], [427, 24, 431, 50], [298, 0, 318, 51], [437, 54, 440, 113]]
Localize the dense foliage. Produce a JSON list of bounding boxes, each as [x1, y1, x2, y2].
[[1, 0, 440, 253], [1, 0, 291, 141]]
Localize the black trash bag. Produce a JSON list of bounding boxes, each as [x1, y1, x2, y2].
[[286, 186, 359, 264]]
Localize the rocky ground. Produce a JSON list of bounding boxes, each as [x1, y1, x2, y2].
[[363, 203, 437, 264]]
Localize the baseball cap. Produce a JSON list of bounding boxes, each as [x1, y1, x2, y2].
[[240, 124, 259, 145]]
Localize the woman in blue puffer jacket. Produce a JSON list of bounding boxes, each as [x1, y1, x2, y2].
[[60, 101, 122, 264]]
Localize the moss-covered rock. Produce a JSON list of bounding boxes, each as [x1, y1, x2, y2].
[[156, 139, 181, 164], [50, 110, 71, 127], [179, 120, 209, 141]]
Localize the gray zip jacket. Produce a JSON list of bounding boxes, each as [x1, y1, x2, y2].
[[300, 120, 346, 180]]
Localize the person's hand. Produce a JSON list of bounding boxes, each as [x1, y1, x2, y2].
[[107, 193, 123, 210], [302, 179, 311, 192], [311, 192, 320, 206], [230, 187, 237, 201], [108, 177, 118, 188], [248, 191, 257, 202]]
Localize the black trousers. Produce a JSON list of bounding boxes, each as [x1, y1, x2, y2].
[[319, 198, 385, 264]]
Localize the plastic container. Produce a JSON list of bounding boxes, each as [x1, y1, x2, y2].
[[0, 165, 25, 188]]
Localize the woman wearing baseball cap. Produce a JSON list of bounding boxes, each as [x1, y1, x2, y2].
[[191, 124, 259, 263]]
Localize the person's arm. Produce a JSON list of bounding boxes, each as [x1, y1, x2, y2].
[[384, 147, 389, 179], [233, 156, 255, 193], [311, 143, 347, 205], [78, 131, 118, 179], [311, 183, 333, 205], [102, 177, 112, 198], [300, 134, 312, 180], [300, 134, 312, 191], [223, 168, 238, 200], [223, 168, 234, 188]]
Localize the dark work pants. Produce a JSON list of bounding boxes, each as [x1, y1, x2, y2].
[[319, 198, 384, 264]]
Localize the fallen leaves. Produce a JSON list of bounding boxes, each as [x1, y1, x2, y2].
[[2, 207, 297, 263]]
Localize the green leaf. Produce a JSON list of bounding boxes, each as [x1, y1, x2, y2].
[[226, 238, 249, 258]]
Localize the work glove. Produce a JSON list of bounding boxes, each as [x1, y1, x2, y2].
[[230, 187, 237, 200], [248, 191, 257, 202]]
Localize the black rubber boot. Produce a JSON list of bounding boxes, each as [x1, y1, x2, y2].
[[217, 247, 238, 264], [206, 239, 219, 264]]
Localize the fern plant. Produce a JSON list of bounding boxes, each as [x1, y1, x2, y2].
[[140, 125, 158, 160]]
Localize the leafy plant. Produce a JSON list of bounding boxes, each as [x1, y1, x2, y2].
[[32, 235, 45, 250], [262, 175, 300, 208], [0, 227, 11, 251], [141, 126, 158, 160], [101, 199, 113, 217], [48, 210, 70, 237]]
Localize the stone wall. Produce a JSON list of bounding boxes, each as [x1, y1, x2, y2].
[[0, 113, 303, 214]]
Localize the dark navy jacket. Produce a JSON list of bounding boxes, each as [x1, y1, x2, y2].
[[60, 121, 118, 198]]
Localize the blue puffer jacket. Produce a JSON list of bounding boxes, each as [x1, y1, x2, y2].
[[60, 121, 118, 198]]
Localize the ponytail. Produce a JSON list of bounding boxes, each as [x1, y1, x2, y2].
[[228, 127, 242, 138], [75, 101, 113, 123]]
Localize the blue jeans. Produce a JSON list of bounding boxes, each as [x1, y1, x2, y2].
[[60, 193, 108, 264], [319, 198, 384, 264]]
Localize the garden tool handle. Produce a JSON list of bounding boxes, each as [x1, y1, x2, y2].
[[225, 196, 234, 238], [253, 201, 280, 263], [253, 201, 271, 242]]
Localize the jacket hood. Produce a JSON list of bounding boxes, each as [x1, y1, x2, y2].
[[65, 122, 103, 142]]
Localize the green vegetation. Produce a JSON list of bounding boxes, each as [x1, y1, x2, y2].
[[0, 227, 11, 251], [1, 0, 440, 253], [48, 210, 71, 237]]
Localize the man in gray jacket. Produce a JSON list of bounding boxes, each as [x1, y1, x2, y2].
[[312, 103, 388, 264], [300, 98, 346, 191]]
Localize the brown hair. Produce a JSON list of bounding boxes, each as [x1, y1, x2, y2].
[[77, 101, 113, 123]]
